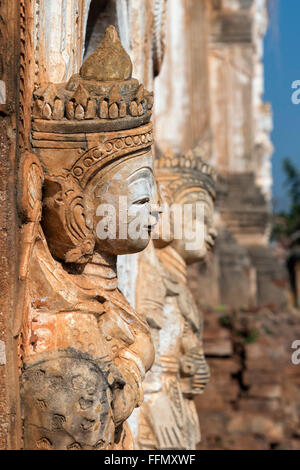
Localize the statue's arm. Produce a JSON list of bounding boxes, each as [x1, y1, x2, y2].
[[112, 320, 155, 426]]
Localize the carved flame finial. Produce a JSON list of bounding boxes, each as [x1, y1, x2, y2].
[[80, 25, 132, 81]]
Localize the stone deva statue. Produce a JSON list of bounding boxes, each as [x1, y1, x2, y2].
[[17, 26, 156, 450], [135, 148, 217, 450]]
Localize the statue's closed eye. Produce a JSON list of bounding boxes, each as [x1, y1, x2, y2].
[[133, 197, 150, 205]]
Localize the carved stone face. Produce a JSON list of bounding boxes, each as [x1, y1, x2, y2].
[[171, 187, 215, 265], [89, 150, 156, 255], [154, 182, 215, 265]]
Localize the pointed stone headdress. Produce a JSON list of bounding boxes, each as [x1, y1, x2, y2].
[[31, 26, 154, 187]]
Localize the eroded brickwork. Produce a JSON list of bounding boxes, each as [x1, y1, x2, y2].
[[193, 306, 300, 450]]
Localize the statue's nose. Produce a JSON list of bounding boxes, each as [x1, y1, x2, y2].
[[147, 212, 159, 231]]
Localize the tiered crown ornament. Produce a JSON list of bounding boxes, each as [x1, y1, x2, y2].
[[32, 25, 153, 181], [30, 26, 154, 263], [156, 147, 217, 202], [33, 25, 153, 130]]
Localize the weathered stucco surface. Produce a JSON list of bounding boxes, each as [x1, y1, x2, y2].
[[0, 0, 296, 451], [0, 0, 22, 451]]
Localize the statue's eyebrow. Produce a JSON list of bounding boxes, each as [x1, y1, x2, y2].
[[127, 167, 153, 184]]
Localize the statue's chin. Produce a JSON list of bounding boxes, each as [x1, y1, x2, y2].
[[96, 236, 151, 256], [118, 236, 151, 255], [152, 238, 173, 249], [184, 248, 208, 265]]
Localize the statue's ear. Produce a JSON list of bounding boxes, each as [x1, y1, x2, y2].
[[18, 151, 44, 223], [42, 174, 95, 264]]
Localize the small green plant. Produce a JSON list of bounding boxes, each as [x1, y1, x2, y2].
[[236, 329, 244, 337], [215, 304, 227, 312], [218, 314, 233, 328], [235, 328, 260, 344], [243, 328, 260, 344], [272, 157, 300, 241]]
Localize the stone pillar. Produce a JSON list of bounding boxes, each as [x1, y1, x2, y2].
[[206, 0, 273, 198], [33, 0, 92, 85], [155, 0, 211, 155], [252, 0, 273, 201], [207, 0, 273, 230], [208, 0, 254, 173], [0, 0, 22, 450], [205, 0, 287, 309]]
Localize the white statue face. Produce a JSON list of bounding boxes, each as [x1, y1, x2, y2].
[[91, 149, 157, 255], [152, 185, 215, 265], [171, 188, 215, 264]]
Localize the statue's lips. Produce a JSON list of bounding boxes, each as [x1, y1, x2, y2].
[[206, 237, 215, 248]]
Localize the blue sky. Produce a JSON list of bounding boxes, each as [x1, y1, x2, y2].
[[264, 0, 300, 212]]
